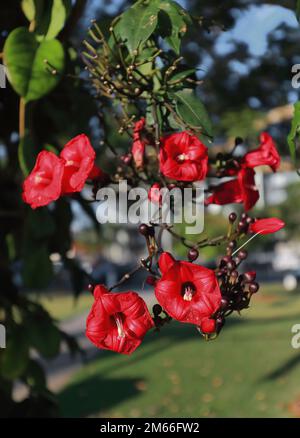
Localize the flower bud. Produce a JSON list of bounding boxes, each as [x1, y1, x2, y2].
[[188, 248, 199, 262]]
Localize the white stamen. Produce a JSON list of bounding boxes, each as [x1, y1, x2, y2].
[[183, 286, 194, 301], [177, 153, 186, 162], [232, 230, 266, 256], [115, 314, 125, 339]]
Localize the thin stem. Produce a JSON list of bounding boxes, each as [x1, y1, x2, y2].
[[19, 98, 26, 139]]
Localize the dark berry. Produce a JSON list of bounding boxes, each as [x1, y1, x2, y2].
[[88, 283, 95, 293], [228, 240, 237, 249], [235, 137, 243, 146], [139, 223, 149, 236], [229, 212, 237, 223], [153, 304, 162, 316], [238, 250, 248, 260], [249, 282, 259, 294], [188, 248, 199, 262], [220, 297, 229, 309], [226, 260, 236, 271]]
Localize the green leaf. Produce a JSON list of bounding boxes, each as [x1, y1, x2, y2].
[[169, 68, 195, 84], [287, 101, 300, 163], [22, 0, 71, 40], [21, 0, 45, 22], [35, 0, 72, 41], [116, 1, 160, 51], [4, 27, 65, 102], [157, 1, 191, 53], [171, 89, 213, 138], [0, 328, 29, 379]]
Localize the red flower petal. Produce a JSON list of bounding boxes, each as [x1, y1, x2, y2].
[[206, 167, 259, 211], [242, 132, 280, 172], [155, 253, 221, 326], [249, 217, 285, 235], [86, 285, 153, 355], [158, 252, 176, 274], [22, 151, 65, 209], [60, 134, 96, 193], [159, 131, 208, 182]]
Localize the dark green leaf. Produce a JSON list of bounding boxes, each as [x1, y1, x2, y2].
[[171, 89, 213, 139], [0, 327, 29, 379], [157, 1, 191, 53], [116, 1, 160, 51], [4, 27, 65, 102]]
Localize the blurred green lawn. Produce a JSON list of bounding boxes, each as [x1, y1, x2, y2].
[[48, 284, 300, 418]]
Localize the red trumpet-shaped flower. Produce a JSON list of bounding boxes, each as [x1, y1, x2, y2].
[[154, 252, 221, 333], [131, 118, 147, 168], [206, 167, 259, 211], [60, 134, 99, 194], [249, 217, 285, 235], [159, 131, 208, 182], [242, 132, 280, 172], [86, 285, 154, 355], [22, 151, 65, 209]]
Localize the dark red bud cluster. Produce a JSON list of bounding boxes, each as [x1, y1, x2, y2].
[[214, 239, 259, 335]]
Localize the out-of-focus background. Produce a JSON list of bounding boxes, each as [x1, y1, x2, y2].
[[1, 0, 300, 418]]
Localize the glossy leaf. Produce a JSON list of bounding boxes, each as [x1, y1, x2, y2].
[[171, 89, 213, 138], [158, 1, 191, 53], [4, 27, 65, 102], [116, 1, 160, 51]]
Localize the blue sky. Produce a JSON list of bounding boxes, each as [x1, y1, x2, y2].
[[216, 4, 298, 57]]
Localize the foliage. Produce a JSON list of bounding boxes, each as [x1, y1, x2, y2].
[[0, 0, 87, 418], [0, 0, 298, 418]]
